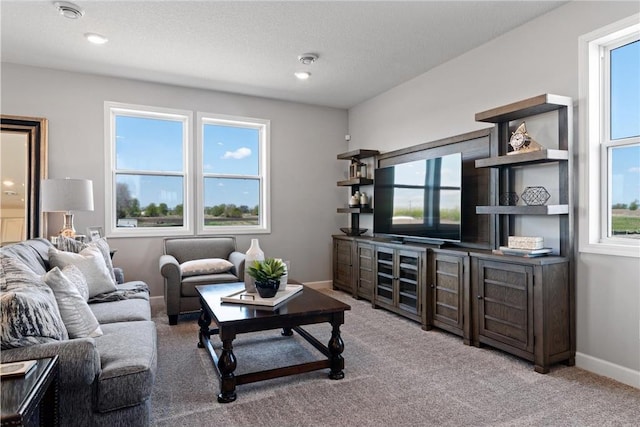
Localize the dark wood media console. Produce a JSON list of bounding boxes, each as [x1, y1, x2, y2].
[[333, 94, 575, 374]]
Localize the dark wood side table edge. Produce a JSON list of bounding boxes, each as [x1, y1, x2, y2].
[[0, 355, 60, 427]]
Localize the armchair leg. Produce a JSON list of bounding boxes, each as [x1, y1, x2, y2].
[[168, 315, 178, 325]]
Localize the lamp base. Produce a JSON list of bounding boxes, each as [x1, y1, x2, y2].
[[59, 213, 76, 237]]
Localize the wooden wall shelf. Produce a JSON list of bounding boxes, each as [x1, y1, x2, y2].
[[476, 205, 569, 215]]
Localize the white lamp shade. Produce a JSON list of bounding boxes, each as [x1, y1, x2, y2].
[[41, 178, 94, 212]]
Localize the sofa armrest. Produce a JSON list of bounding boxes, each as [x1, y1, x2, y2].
[[113, 267, 125, 284], [0, 338, 100, 387], [228, 251, 246, 278], [159, 254, 181, 315]]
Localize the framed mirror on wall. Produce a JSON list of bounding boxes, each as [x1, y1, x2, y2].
[[0, 115, 48, 245]]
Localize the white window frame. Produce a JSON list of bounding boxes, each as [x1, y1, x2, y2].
[[578, 14, 640, 258], [104, 102, 193, 237], [196, 112, 271, 235]]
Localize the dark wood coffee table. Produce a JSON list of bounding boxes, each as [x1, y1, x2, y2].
[[196, 282, 350, 403]]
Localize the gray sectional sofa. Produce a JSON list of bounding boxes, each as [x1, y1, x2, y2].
[[0, 238, 157, 426]]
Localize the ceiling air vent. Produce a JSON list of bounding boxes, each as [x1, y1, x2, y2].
[[54, 1, 85, 19]]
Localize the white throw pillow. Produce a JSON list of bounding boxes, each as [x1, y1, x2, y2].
[[43, 267, 103, 338], [180, 258, 234, 277], [49, 246, 117, 298], [58, 264, 90, 301], [55, 236, 117, 284]]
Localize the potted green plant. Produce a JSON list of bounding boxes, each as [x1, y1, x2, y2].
[[246, 258, 286, 298]]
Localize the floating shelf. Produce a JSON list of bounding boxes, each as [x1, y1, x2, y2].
[[337, 178, 374, 186], [475, 94, 572, 123], [475, 149, 569, 168], [337, 207, 373, 214], [476, 205, 569, 215], [336, 149, 379, 160]]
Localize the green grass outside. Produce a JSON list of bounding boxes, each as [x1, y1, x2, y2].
[[612, 215, 640, 235], [393, 207, 461, 222]]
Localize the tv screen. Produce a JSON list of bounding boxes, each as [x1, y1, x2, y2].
[[374, 152, 462, 242]]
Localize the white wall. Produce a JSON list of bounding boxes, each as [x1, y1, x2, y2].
[[348, 1, 640, 387], [1, 64, 348, 293]]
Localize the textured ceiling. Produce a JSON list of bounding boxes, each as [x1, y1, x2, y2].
[[1, 1, 567, 109]]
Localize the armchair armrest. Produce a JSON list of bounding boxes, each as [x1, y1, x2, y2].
[[159, 254, 181, 315], [228, 251, 246, 278], [0, 338, 100, 388]]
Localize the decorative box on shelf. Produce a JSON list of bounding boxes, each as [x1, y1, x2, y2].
[[508, 236, 544, 250]]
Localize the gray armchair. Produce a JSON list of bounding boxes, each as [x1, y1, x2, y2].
[[159, 236, 245, 325]]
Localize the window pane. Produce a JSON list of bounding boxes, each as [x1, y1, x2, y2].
[[116, 174, 184, 228], [610, 40, 640, 140], [610, 144, 640, 238], [203, 124, 259, 175], [116, 115, 184, 171], [203, 177, 259, 226]]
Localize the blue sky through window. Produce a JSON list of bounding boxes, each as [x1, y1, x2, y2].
[[610, 39, 640, 206], [116, 116, 261, 208]]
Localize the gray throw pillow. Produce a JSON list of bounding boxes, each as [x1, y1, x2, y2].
[[0, 255, 68, 349], [49, 246, 117, 298], [43, 267, 103, 338]]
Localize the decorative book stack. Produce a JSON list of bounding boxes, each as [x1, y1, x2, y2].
[[493, 236, 552, 257]]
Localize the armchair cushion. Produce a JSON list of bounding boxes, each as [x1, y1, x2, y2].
[[180, 258, 234, 277]]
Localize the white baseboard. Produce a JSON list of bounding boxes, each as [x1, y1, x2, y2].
[[149, 295, 164, 308], [576, 352, 640, 389], [303, 280, 332, 290]]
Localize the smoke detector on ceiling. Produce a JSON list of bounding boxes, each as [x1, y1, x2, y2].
[[54, 1, 85, 19], [298, 53, 318, 65]]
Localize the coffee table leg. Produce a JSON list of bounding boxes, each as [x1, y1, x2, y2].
[[328, 323, 345, 380], [197, 304, 211, 349], [281, 327, 293, 336], [218, 338, 237, 403]]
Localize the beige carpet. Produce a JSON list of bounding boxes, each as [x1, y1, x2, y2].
[[150, 290, 640, 426]]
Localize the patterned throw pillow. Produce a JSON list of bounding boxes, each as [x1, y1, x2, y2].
[[43, 267, 103, 338], [55, 236, 117, 284], [49, 246, 117, 298], [180, 258, 234, 277], [0, 255, 68, 349]]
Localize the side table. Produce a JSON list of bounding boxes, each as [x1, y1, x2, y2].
[[1, 356, 59, 427]]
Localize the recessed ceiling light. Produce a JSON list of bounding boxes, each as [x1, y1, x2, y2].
[[54, 1, 84, 19], [294, 71, 311, 80], [85, 33, 109, 45]]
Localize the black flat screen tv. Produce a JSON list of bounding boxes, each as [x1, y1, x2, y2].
[[374, 152, 462, 243]]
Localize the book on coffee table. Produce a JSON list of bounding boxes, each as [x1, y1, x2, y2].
[[0, 360, 36, 378], [221, 284, 304, 307]]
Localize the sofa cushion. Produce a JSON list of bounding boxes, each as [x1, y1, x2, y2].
[[94, 321, 157, 412], [43, 266, 103, 338], [180, 258, 234, 277], [90, 298, 151, 324], [49, 246, 117, 297], [0, 255, 68, 349], [55, 236, 117, 284]]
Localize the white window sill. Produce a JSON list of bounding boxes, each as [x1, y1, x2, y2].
[[579, 242, 640, 258]]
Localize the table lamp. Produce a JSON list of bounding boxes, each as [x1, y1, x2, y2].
[[41, 178, 94, 237]]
